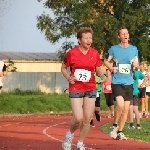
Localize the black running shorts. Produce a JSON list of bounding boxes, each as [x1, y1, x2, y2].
[[111, 84, 133, 101], [138, 87, 146, 98]]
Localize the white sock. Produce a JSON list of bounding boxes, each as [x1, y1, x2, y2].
[[77, 140, 83, 146], [67, 131, 74, 136]]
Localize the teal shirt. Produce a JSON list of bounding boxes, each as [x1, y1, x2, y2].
[[95, 74, 106, 94], [133, 70, 145, 95]]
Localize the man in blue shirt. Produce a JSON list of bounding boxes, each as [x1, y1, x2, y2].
[[104, 27, 139, 140]]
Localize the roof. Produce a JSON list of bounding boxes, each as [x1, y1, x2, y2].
[[0, 52, 59, 61]]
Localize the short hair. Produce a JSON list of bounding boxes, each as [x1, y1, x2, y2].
[[117, 27, 128, 35], [77, 27, 93, 39], [139, 62, 144, 66]]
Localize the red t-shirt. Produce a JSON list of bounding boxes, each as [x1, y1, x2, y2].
[[64, 46, 102, 92]]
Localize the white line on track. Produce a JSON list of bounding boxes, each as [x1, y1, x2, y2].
[[43, 122, 96, 150]]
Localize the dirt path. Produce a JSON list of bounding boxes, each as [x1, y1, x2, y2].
[[0, 114, 149, 150]]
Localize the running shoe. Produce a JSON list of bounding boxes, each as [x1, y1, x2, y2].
[[128, 126, 135, 129], [77, 143, 85, 150], [116, 132, 127, 140], [137, 126, 141, 130], [90, 119, 95, 127], [62, 131, 74, 150], [108, 112, 114, 118], [109, 126, 118, 139], [95, 111, 101, 122]]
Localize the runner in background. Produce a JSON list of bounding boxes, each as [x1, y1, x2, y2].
[[128, 66, 148, 129], [90, 74, 106, 127], [138, 63, 148, 117], [61, 27, 104, 150], [103, 69, 115, 118], [145, 69, 150, 118]]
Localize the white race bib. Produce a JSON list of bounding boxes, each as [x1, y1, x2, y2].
[[106, 85, 111, 90], [74, 69, 91, 82], [119, 64, 131, 74]]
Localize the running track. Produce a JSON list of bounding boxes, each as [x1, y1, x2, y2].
[[0, 114, 150, 150]]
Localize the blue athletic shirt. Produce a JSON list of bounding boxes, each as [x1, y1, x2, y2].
[[133, 70, 145, 95], [108, 44, 138, 85]]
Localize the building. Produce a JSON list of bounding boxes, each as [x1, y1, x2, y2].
[[0, 52, 61, 72], [0, 52, 107, 72]]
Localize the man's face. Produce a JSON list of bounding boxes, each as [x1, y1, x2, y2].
[[118, 29, 129, 43]]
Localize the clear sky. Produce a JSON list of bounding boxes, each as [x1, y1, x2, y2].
[[0, 0, 73, 53]]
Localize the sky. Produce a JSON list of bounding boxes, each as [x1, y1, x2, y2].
[[0, 0, 75, 53]]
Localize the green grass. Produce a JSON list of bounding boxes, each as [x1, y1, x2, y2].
[[0, 90, 112, 114], [100, 118, 150, 143], [0, 92, 72, 114]]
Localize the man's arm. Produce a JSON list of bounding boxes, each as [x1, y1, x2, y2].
[[104, 58, 118, 73]]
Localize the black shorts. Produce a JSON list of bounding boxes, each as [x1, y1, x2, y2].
[[104, 93, 114, 107], [130, 95, 139, 106], [0, 86, 2, 89], [69, 90, 97, 98], [111, 84, 133, 101], [146, 92, 150, 97], [138, 87, 146, 98]]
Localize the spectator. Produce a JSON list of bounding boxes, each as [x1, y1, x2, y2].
[[0, 61, 7, 94]]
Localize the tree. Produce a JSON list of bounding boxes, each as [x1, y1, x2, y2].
[[7, 59, 17, 72], [37, 0, 150, 62]]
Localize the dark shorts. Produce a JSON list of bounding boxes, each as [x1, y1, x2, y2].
[[104, 93, 114, 107], [138, 87, 146, 98], [95, 94, 101, 107], [130, 95, 139, 106], [111, 84, 133, 101], [69, 90, 97, 98], [146, 92, 150, 97], [0, 86, 2, 89]]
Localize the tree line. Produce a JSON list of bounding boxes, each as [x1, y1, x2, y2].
[[37, 0, 150, 62]]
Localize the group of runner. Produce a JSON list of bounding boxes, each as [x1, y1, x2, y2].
[[61, 27, 149, 150]]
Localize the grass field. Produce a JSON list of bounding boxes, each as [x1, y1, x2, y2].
[[101, 118, 150, 143], [0, 90, 150, 114], [0, 90, 110, 114]]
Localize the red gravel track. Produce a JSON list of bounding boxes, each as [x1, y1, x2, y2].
[[0, 114, 150, 150]]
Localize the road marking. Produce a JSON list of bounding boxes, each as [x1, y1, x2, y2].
[[43, 122, 96, 150]]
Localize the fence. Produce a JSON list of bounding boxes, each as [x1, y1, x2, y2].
[[2, 72, 68, 93]]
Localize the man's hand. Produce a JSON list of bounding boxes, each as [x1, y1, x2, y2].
[[110, 67, 118, 73]]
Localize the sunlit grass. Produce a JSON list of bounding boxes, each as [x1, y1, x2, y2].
[[100, 118, 150, 143]]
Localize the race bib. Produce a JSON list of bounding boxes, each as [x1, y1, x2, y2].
[[74, 69, 91, 82], [119, 64, 131, 74], [106, 85, 111, 91]]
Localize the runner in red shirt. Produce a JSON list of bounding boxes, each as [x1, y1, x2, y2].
[[61, 27, 104, 150]]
